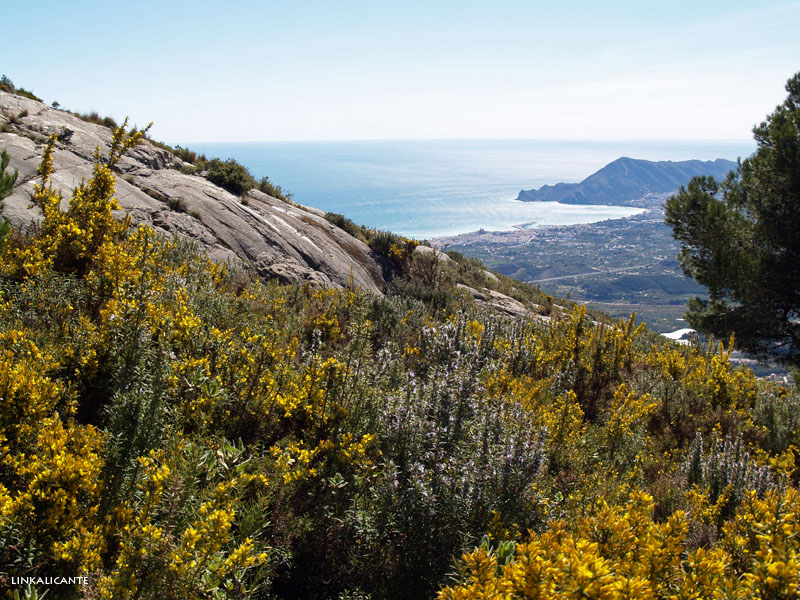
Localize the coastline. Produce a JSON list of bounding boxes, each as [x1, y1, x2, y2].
[[399, 202, 646, 241], [431, 207, 654, 247]]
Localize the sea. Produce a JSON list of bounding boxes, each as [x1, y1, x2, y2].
[[185, 139, 755, 239]]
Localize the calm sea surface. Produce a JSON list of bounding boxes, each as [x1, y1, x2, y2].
[[185, 139, 755, 239]]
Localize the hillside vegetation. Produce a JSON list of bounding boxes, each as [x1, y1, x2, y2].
[[0, 122, 799, 600]]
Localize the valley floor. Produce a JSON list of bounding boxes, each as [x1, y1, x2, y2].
[[435, 207, 704, 333]]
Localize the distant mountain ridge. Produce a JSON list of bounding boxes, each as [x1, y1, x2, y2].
[[517, 156, 738, 206]]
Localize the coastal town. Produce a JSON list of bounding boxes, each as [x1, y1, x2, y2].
[[436, 203, 703, 332]]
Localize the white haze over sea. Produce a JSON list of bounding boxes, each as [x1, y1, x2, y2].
[[186, 139, 755, 239]]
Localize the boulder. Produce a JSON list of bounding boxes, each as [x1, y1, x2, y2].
[[456, 283, 540, 319]]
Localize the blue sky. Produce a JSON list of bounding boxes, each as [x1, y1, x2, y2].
[[4, 1, 799, 142]]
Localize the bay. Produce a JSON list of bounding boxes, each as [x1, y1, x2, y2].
[[185, 139, 755, 239]]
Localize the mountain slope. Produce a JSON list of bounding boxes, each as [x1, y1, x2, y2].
[[517, 156, 737, 206], [0, 91, 386, 293], [2, 86, 799, 600]]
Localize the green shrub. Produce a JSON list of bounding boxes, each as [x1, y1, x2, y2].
[[167, 197, 187, 212], [173, 145, 197, 164], [0, 149, 16, 247], [204, 158, 256, 196], [0, 149, 17, 206], [0, 75, 40, 101], [325, 212, 369, 243], [367, 230, 404, 257], [387, 275, 466, 313], [0, 75, 14, 93], [257, 175, 292, 200], [74, 111, 118, 130], [14, 89, 41, 102]]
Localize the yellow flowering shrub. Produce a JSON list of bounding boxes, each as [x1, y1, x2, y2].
[[2, 123, 143, 280], [0, 330, 63, 445], [166, 478, 268, 599], [644, 336, 761, 449], [720, 488, 800, 598], [440, 488, 800, 600], [3, 415, 105, 572], [97, 450, 269, 600], [271, 432, 377, 485], [0, 326, 104, 578]]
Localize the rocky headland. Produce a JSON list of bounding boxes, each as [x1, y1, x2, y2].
[[517, 156, 737, 207]]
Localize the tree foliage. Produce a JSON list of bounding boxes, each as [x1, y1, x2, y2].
[[666, 72, 800, 365]]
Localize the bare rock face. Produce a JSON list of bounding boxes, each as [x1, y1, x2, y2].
[[484, 289, 534, 318], [455, 283, 544, 319], [0, 91, 385, 294], [412, 245, 451, 263]]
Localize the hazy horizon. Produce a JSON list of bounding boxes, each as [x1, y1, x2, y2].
[[179, 136, 755, 144]]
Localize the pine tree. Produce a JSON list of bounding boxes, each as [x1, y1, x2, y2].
[[666, 72, 800, 365]]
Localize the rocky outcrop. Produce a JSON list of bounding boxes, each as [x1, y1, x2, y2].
[[412, 244, 452, 263], [455, 283, 546, 319], [0, 91, 385, 294]]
